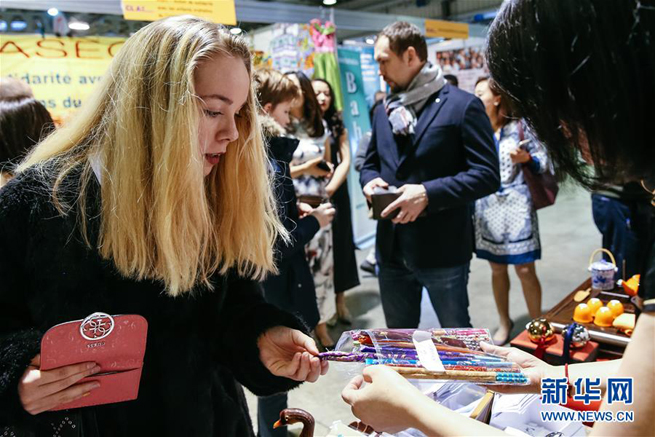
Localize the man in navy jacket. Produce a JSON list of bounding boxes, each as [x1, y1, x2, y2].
[[361, 22, 500, 328]]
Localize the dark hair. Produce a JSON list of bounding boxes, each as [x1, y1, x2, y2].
[[286, 71, 324, 138], [487, 0, 655, 186], [379, 22, 428, 62], [312, 78, 344, 140], [254, 68, 300, 109], [444, 74, 459, 87], [0, 97, 54, 173]]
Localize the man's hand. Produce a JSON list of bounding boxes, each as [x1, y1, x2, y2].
[[381, 184, 428, 224], [362, 177, 389, 201]]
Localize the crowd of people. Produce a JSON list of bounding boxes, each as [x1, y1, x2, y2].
[[0, 0, 653, 436], [436, 46, 486, 72]]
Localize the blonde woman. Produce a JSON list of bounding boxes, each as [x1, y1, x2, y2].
[[0, 16, 327, 436]]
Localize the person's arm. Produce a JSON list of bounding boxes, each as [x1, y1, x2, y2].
[[589, 312, 655, 436], [290, 156, 321, 178], [341, 343, 632, 436], [276, 215, 320, 259], [412, 396, 507, 436], [479, 342, 621, 395], [326, 129, 351, 197], [0, 183, 43, 426], [524, 134, 549, 174], [290, 156, 332, 179], [353, 132, 371, 172], [360, 109, 383, 188], [421, 97, 500, 213], [272, 170, 320, 259], [342, 365, 506, 436], [215, 273, 326, 397]]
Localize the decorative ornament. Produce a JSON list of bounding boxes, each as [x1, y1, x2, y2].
[[526, 318, 555, 344], [563, 323, 590, 349], [79, 312, 114, 341]]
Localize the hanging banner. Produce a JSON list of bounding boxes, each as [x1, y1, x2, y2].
[[0, 34, 125, 122], [425, 19, 469, 39], [337, 47, 376, 246], [122, 0, 236, 25], [341, 45, 381, 109]]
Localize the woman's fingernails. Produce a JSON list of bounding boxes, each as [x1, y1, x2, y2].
[[89, 365, 101, 374], [91, 382, 101, 390], [86, 362, 97, 369]]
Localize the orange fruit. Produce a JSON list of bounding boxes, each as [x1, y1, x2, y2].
[[573, 303, 593, 324], [607, 300, 624, 317], [587, 298, 603, 314], [594, 307, 615, 327]]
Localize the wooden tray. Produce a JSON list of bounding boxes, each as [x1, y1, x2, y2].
[[543, 279, 633, 348]]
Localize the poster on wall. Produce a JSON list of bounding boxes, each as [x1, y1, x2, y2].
[[342, 45, 382, 108], [0, 35, 125, 122], [434, 45, 487, 93], [269, 23, 315, 77], [337, 47, 376, 247], [121, 0, 236, 25]]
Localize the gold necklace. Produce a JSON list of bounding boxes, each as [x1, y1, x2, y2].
[[641, 179, 655, 207]]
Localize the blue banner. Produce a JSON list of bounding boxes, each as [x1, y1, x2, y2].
[[337, 48, 376, 246]]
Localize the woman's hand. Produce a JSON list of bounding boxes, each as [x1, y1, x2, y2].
[[510, 148, 532, 164], [258, 326, 328, 383], [309, 203, 336, 228], [304, 157, 333, 178], [18, 354, 102, 415], [297, 202, 313, 218], [480, 342, 554, 393], [341, 365, 425, 434]]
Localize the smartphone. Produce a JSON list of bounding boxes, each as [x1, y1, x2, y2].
[[316, 160, 332, 172]]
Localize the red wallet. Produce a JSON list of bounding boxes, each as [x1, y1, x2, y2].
[[40, 312, 148, 411]]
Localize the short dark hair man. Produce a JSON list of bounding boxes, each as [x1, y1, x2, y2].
[[360, 22, 500, 328], [444, 74, 459, 87]]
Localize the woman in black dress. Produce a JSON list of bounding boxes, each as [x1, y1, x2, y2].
[[312, 78, 360, 324]]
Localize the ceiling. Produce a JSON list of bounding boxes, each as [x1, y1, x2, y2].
[[0, 0, 503, 39]]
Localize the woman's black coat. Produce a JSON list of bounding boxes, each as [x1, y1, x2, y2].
[[0, 168, 305, 436], [263, 117, 321, 329]]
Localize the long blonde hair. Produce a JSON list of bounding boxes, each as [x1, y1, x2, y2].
[[17, 16, 286, 296]]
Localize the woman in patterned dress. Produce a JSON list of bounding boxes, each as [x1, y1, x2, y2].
[[287, 71, 337, 348], [474, 76, 547, 345]]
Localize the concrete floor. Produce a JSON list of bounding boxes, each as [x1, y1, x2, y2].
[[246, 183, 601, 436]]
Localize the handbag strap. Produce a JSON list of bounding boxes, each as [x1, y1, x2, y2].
[[517, 119, 525, 142]]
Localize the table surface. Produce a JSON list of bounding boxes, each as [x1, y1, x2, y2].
[[544, 278, 633, 349]]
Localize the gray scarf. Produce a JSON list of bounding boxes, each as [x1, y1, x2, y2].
[[384, 62, 445, 136]]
